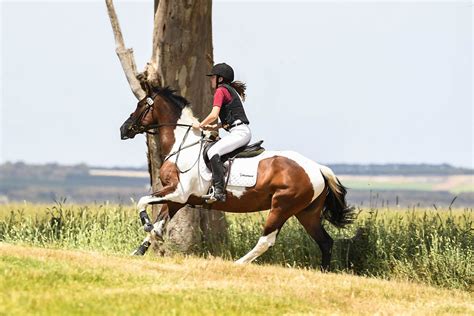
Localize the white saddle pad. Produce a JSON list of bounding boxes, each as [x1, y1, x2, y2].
[[199, 152, 273, 187]]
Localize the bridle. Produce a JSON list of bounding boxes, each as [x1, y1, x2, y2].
[[129, 94, 208, 174]]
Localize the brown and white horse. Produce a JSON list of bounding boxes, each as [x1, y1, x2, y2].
[[120, 85, 355, 270]]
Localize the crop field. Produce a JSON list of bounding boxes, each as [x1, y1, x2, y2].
[[0, 202, 473, 314], [339, 175, 474, 194]]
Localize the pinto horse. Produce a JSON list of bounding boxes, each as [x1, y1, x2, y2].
[[120, 85, 355, 270]]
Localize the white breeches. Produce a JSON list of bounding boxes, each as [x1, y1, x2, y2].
[[207, 123, 252, 159]]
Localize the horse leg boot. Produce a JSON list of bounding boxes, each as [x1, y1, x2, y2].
[[207, 154, 227, 203], [137, 195, 167, 232]]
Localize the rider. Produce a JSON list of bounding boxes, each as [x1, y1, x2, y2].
[[192, 63, 251, 203]]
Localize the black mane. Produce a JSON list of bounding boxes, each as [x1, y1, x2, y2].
[[152, 86, 190, 110]]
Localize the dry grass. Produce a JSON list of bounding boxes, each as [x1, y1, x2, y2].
[[1, 243, 472, 315]]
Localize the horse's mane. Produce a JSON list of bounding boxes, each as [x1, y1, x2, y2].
[[152, 86, 190, 110]]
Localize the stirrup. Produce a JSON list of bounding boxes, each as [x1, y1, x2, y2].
[[203, 186, 226, 204]]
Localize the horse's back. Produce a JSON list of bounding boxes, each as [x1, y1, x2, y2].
[[259, 150, 326, 202]]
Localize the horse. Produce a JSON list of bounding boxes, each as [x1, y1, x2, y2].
[[120, 83, 356, 270]]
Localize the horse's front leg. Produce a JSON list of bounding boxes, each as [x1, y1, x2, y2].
[[137, 194, 169, 232], [137, 183, 192, 232], [132, 190, 179, 257]]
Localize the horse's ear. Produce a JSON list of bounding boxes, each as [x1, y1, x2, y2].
[[137, 72, 151, 95]]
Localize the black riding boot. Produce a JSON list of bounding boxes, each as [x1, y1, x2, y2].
[[208, 154, 227, 203]]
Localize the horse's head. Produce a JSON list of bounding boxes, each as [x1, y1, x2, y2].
[[120, 94, 157, 140], [120, 82, 190, 140]]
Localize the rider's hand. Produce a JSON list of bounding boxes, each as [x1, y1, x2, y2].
[[202, 124, 218, 131], [192, 122, 201, 130]]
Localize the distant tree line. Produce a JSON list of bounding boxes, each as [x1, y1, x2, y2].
[[327, 163, 473, 175]]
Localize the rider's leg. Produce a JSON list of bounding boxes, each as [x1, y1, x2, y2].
[[207, 124, 252, 159], [206, 125, 251, 203], [209, 154, 226, 202]]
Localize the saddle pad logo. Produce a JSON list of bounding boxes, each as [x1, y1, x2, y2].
[[239, 173, 254, 178]]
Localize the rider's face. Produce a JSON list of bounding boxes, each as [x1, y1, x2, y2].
[[210, 75, 217, 89]]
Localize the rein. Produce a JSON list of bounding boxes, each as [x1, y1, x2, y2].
[[144, 123, 194, 135], [164, 127, 206, 174]]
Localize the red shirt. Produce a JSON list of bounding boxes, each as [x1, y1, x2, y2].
[[213, 86, 232, 108]]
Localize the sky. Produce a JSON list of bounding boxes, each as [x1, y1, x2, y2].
[[1, 1, 472, 168]]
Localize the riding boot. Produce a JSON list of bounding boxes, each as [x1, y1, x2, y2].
[[208, 154, 227, 203]]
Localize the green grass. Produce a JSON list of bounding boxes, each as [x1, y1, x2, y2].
[[0, 203, 472, 291], [1, 244, 473, 315], [451, 183, 474, 194]]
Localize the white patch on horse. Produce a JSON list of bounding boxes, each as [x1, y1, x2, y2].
[[227, 186, 247, 198], [235, 229, 278, 264], [137, 195, 164, 211], [136, 108, 211, 214], [276, 151, 326, 202]]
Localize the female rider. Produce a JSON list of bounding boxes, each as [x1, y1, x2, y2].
[[192, 63, 251, 203]]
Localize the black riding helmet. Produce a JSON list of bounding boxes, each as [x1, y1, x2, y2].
[[207, 63, 234, 83]]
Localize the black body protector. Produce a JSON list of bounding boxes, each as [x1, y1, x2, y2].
[[219, 84, 250, 129]]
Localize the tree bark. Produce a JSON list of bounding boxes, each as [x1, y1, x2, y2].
[[152, 0, 227, 254], [106, 0, 227, 255]]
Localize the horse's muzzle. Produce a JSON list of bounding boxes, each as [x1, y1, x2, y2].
[[120, 116, 136, 140]]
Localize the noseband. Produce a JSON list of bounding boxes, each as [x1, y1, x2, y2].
[[130, 95, 193, 135], [129, 96, 156, 134]]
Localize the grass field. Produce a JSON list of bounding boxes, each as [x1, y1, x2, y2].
[[1, 243, 473, 315], [0, 203, 472, 291]]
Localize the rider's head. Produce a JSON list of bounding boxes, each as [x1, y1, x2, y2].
[[207, 63, 234, 89]]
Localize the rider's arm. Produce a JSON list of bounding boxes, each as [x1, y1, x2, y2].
[[202, 122, 222, 131], [192, 87, 227, 129], [196, 106, 221, 128]]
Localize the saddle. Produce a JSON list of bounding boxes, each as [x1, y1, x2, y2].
[[203, 140, 265, 170]]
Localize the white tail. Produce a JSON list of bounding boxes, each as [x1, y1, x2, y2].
[[320, 165, 343, 196]]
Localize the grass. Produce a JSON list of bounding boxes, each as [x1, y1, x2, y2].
[[1, 243, 473, 315], [0, 203, 472, 291]]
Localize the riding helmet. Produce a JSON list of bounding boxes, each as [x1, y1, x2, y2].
[[207, 63, 234, 82]]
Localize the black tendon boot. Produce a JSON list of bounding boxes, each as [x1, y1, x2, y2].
[[207, 154, 227, 203]]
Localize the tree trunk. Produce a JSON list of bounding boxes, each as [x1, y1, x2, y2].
[[151, 0, 227, 254]]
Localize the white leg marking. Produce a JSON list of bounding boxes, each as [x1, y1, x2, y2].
[[137, 195, 165, 212], [235, 230, 278, 264], [152, 219, 166, 240]]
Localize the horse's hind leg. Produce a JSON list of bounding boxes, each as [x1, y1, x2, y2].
[[236, 190, 307, 264], [295, 193, 334, 271], [235, 210, 288, 264]]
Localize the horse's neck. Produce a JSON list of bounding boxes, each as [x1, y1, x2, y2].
[[168, 108, 201, 156]]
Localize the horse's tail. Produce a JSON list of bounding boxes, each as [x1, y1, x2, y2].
[[319, 165, 356, 228]]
